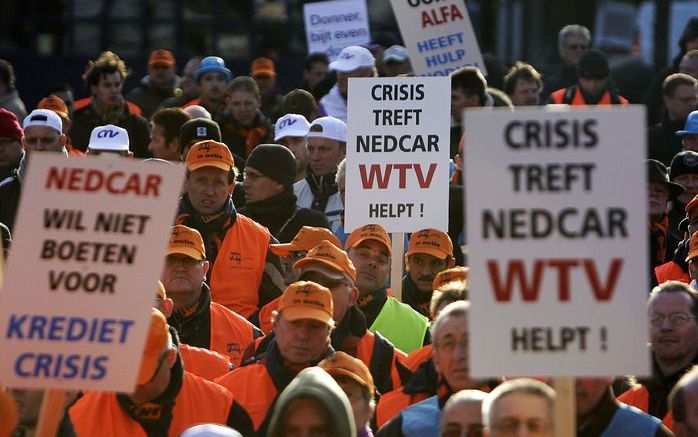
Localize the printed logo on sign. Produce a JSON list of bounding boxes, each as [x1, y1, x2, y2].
[[97, 129, 119, 139], [196, 127, 207, 137]]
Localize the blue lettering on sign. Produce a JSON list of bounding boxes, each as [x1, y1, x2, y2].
[[97, 129, 119, 139], [5, 314, 134, 344], [14, 352, 108, 380]]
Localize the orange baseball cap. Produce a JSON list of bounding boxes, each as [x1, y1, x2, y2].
[[278, 281, 334, 324], [406, 229, 453, 259], [687, 231, 698, 262], [136, 309, 171, 385], [687, 194, 698, 216], [294, 240, 357, 283], [319, 351, 375, 399], [168, 225, 206, 260], [433, 266, 469, 290], [185, 140, 234, 172], [270, 226, 342, 256], [345, 224, 392, 254], [37, 95, 69, 119], [250, 57, 276, 77], [149, 49, 176, 67]]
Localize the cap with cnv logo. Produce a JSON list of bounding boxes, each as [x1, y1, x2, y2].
[[88, 124, 130, 152], [278, 281, 334, 324]]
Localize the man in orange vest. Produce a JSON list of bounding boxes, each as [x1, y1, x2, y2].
[[547, 49, 628, 107], [152, 279, 232, 382], [63, 309, 254, 436], [161, 224, 262, 367], [176, 140, 284, 322], [619, 281, 698, 429], [215, 281, 335, 434]]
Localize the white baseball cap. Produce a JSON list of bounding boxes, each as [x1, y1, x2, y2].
[[329, 46, 375, 73], [307, 116, 347, 143], [383, 45, 409, 63], [23, 109, 63, 134], [88, 125, 130, 152], [274, 114, 310, 141]]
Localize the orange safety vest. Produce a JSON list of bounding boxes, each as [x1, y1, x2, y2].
[[618, 386, 675, 430], [402, 345, 432, 372], [179, 343, 231, 381], [210, 215, 270, 319], [375, 388, 431, 428], [69, 371, 233, 436], [209, 301, 258, 367], [356, 331, 408, 394], [549, 86, 629, 106], [216, 362, 277, 431], [655, 261, 690, 284]]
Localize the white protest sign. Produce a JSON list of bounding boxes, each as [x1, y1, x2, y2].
[[465, 106, 649, 378], [345, 76, 450, 232], [0, 154, 185, 391], [304, 0, 370, 61], [389, 0, 486, 76]]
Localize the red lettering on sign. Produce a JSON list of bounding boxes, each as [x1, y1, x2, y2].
[[358, 163, 438, 189], [487, 258, 623, 302]]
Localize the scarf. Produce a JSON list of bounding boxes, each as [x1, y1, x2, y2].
[[222, 111, 270, 157], [116, 350, 184, 436], [264, 338, 334, 392], [357, 288, 388, 328], [331, 305, 368, 357], [176, 195, 236, 270], [402, 275, 432, 318], [650, 214, 669, 267], [305, 170, 338, 212], [240, 189, 297, 238]]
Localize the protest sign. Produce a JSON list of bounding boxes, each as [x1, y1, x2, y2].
[[344, 76, 450, 232], [304, 0, 370, 61], [465, 106, 649, 377], [389, 0, 486, 76], [0, 154, 185, 391]]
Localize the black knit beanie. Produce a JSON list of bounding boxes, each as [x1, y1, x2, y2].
[[245, 144, 297, 188]]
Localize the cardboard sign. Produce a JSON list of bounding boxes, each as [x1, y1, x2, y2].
[[344, 76, 450, 232], [0, 155, 185, 391], [304, 0, 370, 61], [465, 106, 650, 377], [389, 0, 486, 76]]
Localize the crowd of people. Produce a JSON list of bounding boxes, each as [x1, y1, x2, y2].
[[0, 16, 697, 437]]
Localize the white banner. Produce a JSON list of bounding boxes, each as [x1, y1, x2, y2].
[[389, 0, 486, 76], [0, 154, 185, 391], [465, 106, 650, 378], [345, 76, 450, 232], [304, 0, 370, 61]]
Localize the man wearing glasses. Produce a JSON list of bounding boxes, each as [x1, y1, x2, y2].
[[482, 378, 554, 437], [542, 24, 591, 99], [619, 281, 698, 429]]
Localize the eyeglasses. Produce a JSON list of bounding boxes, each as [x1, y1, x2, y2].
[[566, 44, 588, 50], [442, 423, 484, 437], [650, 312, 696, 327], [492, 418, 551, 434]]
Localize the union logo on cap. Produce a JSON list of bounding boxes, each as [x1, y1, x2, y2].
[[196, 127, 207, 137]]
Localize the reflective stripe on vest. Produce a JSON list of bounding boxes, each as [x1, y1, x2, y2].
[[179, 344, 231, 381], [370, 296, 429, 354], [209, 302, 256, 367], [210, 215, 270, 318], [401, 396, 440, 436], [601, 403, 660, 437], [69, 372, 233, 436]]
